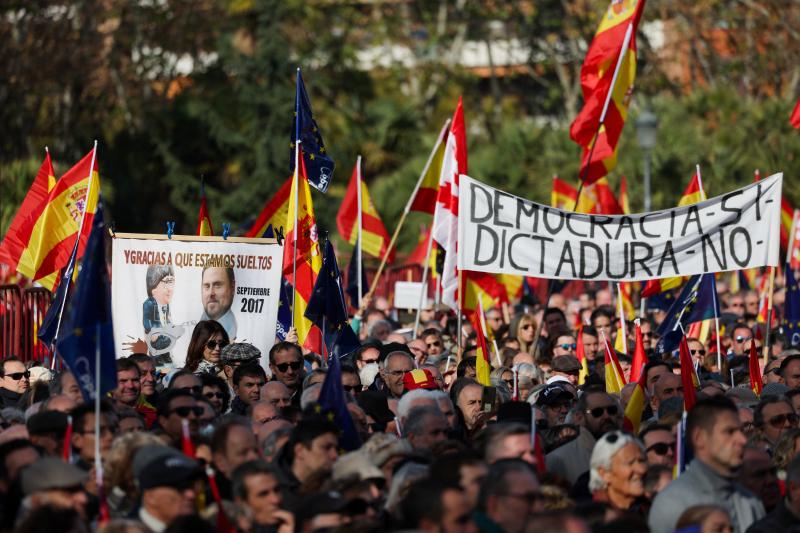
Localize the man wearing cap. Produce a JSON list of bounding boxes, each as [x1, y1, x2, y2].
[[232, 460, 294, 532], [549, 356, 581, 386], [268, 341, 305, 407], [536, 382, 575, 427], [0, 357, 29, 408], [546, 386, 622, 485], [221, 342, 262, 389], [19, 457, 89, 520], [135, 445, 203, 532]]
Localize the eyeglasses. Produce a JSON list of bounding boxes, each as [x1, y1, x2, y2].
[[521, 324, 534, 330], [646, 442, 676, 456], [767, 413, 799, 428], [5, 371, 29, 380], [275, 361, 302, 372], [559, 343, 577, 350], [159, 277, 176, 286], [690, 349, 707, 356], [426, 341, 442, 348], [179, 385, 203, 395], [586, 405, 618, 418], [386, 369, 410, 377], [204, 392, 225, 400], [169, 406, 203, 417], [735, 335, 753, 343], [206, 339, 228, 350]]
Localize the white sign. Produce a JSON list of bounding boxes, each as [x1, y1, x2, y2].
[[393, 281, 426, 310], [111, 234, 282, 370], [458, 174, 783, 281]]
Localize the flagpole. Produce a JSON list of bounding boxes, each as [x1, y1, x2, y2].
[[695, 164, 706, 199], [291, 141, 300, 325], [457, 269, 464, 359], [93, 333, 103, 515], [710, 277, 723, 374], [763, 266, 776, 364], [616, 283, 628, 354], [367, 120, 451, 299], [356, 156, 363, 310], [413, 214, 439, 339], [50, 140, 99, 368]]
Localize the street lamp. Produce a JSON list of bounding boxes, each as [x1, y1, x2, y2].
[[636, 108, 658, 213]]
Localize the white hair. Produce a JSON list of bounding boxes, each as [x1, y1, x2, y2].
[[588, 431, 644, 492], [300, 383, 322, 410], [397, 389, 437, 420]]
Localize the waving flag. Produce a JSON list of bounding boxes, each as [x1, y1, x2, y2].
[[678, 336, 699, 411], [656, 274, 720, 355], [619, 175, 630, 214], [749, 340, 763, 396], [432, 97, 468, 309], [408, 122, 450, 215], [788, 210, 800, 270], [283, 154, 323, 349], [575, 326, 590, 385], [471, 299, 492, 387], [246, 176, 292, 239], [196, 181, 214, 236], [551, 176, 578, 210], [0, 150, 56, 275], [336, 162, 393, 261], [16, 148, 100, 289], [791, 96, 800, 129], [291, 69, 335, 193], [602, 332, 627, 393], [630, 319, 648, 382], [570, 0, 647, 183], [783, 266, 800, 347]]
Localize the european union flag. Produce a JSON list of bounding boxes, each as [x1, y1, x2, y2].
[[345, 243, 367, 310], [783, 267, 800, 346], [262, 224, 293, 342], [55, 204, 117, 402], [38, 248, 79, 348], [305, 241, 361, 357], [291, 69, 335, 193], [656, 274, 720, 355], [317, 347, 362, 450]]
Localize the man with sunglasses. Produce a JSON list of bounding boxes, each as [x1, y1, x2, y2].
[[546, 387, 621, 485], [156, 389, 203, 449], [730, 324, 756, 357], [754, 395, 798, 447], [268, 341, 305, 408], [551, 334, 578, 358], [0, 357, 29, 408], [640, 424, 675, 466]]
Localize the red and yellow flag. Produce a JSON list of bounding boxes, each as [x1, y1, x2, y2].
[[678, 171, 705, 206], [791, 96, 800, 129], [603, 332, 627, 394], [408, 124, 449, 215], [576, 177, 624, 214], [336, 162, 394, 261], [196, 194, 214, 237], [623, 320, 647, 434], [471, 299, 492, 387], [246, 176, 293, 238], [551, 176, 578, 209], [16, 149, 100, 289], [570, 0, 646, 183], [283, 154, 323, 348], [619, 175, 630, 214], [461, 270, 509, 318], [575, 326, 591, 385], [0, 151, 57, 272], [788, 209, 800, 270], [749, 340, 763, 396]]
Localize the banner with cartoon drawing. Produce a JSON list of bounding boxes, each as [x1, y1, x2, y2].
[[111, 234, 282, 370]]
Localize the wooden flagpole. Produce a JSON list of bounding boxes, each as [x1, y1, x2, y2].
[[356, 156, 363, 309]]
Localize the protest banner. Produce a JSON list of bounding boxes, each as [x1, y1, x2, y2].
[[111, 233, 282, 370], [457, 173, 783, 281]]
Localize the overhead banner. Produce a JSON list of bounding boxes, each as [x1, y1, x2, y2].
[[111, 234, 282, 370], [458, 173, 783, 281]]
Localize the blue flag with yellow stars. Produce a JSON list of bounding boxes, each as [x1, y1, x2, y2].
[[55, 202, 118, 402], [783, 267, 800, 346], [656, 274, 720, 355], [305, 240, 360, 357], [317, 344, 362, 451], [291, 68, 335, 193], [263, 224, 292, 341]]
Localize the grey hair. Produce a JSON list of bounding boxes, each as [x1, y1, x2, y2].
[[300, 383, 322, 410], [403, 405, 445, 438], [384, 461, 429, 514], [302, 369, 327, 390], [589, 431, 644, 492], [397, 389, 436, 420], [516, 363, 544, 386], [368, 319, 392, 337], [490, 379, 512, 403]]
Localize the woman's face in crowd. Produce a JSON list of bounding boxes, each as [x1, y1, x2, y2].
[[518, 320, 535, 343], [203, 332, 226, 363], [602, 442, 647, 502], [700, 509, 733, 533]]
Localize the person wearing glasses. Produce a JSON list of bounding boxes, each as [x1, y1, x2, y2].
[[729, 324, 756, 357], [550, 334, 578, 359], [639, 424, 676, 467], [754, 395, 799, 448], [268, 342, 305, 408], [649, 396, 764, 533], [69, 403, 115, 472], [155, 389, 203, 449], [0, 357, 29, 408], [589, 431, 648, 512], [183, 320, 230, 376], [475, 459, 543, 533], [546, 386, 622, 485], [142, 265, 176, 353]]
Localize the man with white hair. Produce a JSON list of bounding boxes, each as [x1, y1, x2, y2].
[[397, 389, 437, 424], [403, 405, 448, 454], [430, 390, 457, 430]]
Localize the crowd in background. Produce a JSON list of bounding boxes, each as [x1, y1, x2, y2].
[[1, 278, 799, 533]]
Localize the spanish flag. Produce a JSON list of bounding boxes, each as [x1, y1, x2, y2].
[[677, 170, 705, 206], [623, 322, 647, 433], [196, 183, 214, 236], [0, 150, 57, 272], [407, 122, 449, 215], [576, 177, 624, 214], [246, 176, 292, 238], [755, 169, 794, 250], [460, 270, 509, 317], [16, 149, 100, 289], [749, 340, 762, 396], [336, 162, 394, 261], [575, 326, 590, 385], [619, 175, 631, 214], [570, 0, 646, 183], [471, 299, 492, 387], [602, 332, 627, 394], [551, 176, 578, 210], [283, 154, 323, 348]]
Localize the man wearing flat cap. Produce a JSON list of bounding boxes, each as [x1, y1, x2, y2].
[[19, 457, 89, 521]]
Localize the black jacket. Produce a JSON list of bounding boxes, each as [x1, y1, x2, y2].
[[0, 387, 21, 408]]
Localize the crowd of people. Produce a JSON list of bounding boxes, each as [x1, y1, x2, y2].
[[1, 280, 799, 533]]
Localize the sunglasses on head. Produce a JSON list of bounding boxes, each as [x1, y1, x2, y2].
[[646, 442, 676, 456], [559, 343, 577, 350], [275, 361, 302, 372], [768, 413, 799, 428], [206, 339, 228, 350], [586, 405, 618, 418], [5, 371, 29, 381], [170, 406, 203, 417]]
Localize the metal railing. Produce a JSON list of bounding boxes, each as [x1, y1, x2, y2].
[[0, 285, 52, 362]]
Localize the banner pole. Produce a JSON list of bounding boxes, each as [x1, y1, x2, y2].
[[763, 266, 776, 365], [356, 156, 363, 309], [367, 119, 450, 299], [457, 269, 464, 360], [50, 141, 99, 368], [616, 283, 628, 354]]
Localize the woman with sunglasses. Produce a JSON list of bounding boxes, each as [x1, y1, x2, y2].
[[589, 430, 648, 512], [184, 320, 230, 376], [508, 313, 538, 355]]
